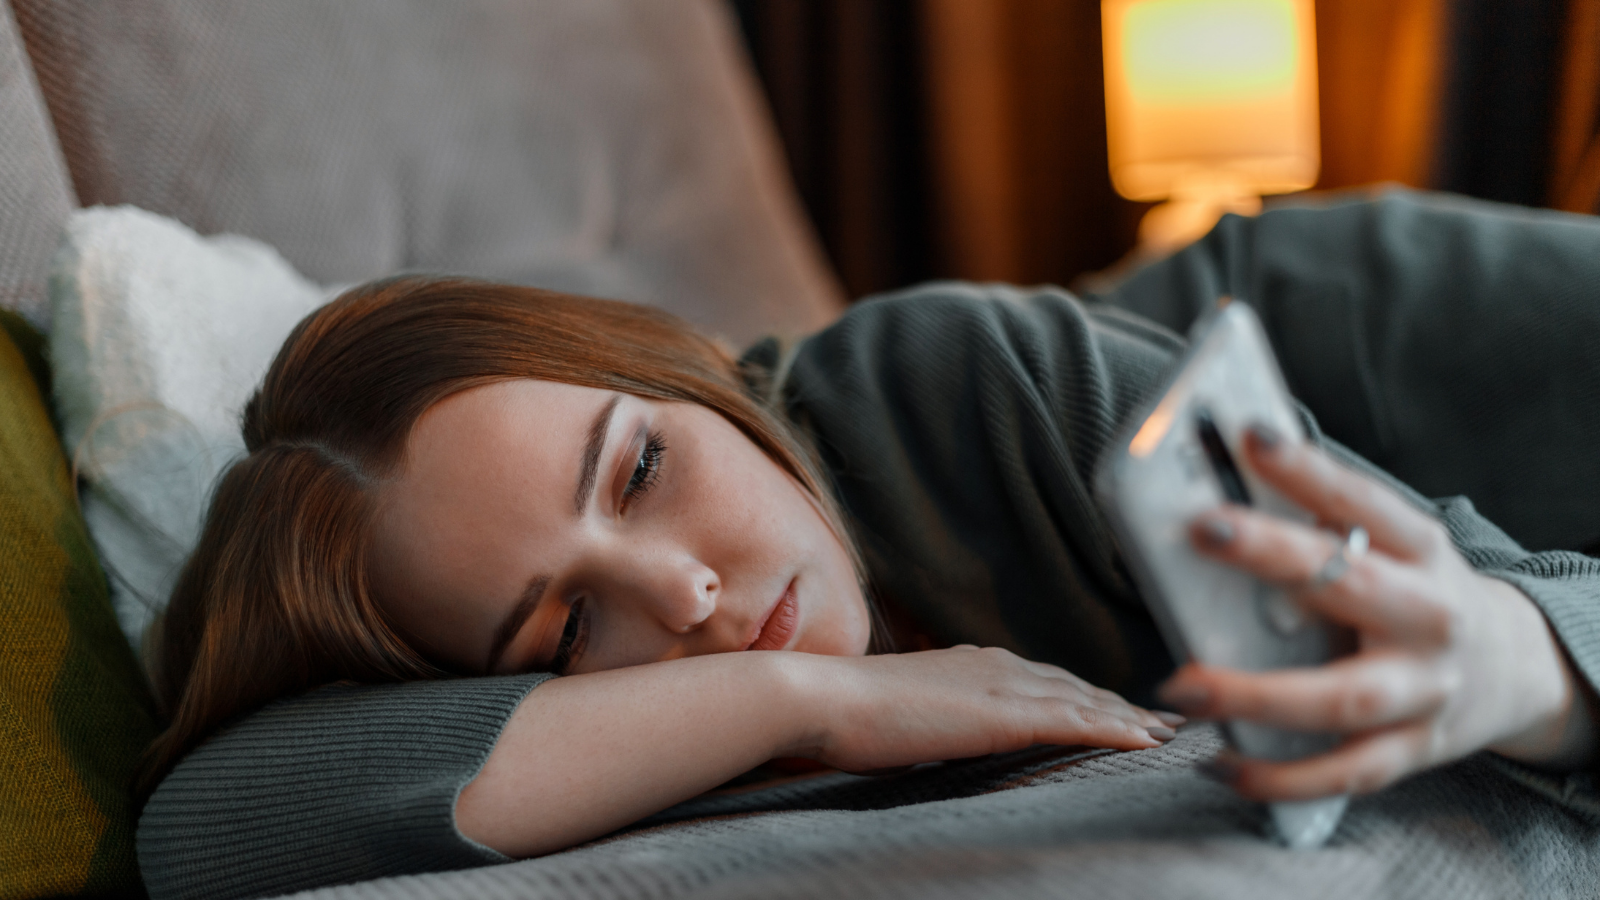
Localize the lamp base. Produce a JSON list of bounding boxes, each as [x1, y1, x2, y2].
[[1137, 188, 1263, 256]]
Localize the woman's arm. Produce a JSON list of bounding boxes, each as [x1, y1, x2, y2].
[[458, 646, 1173, 858], [1158, 428, 1599, 800], [140, 648, 1172, 899]]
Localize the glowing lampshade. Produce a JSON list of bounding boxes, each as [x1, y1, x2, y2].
[[1102, 0, 1319, 248]]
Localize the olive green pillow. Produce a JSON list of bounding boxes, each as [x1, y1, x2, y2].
[[0, 308, 157, 899]]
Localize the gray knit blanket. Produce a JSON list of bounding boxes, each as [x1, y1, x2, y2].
[[275, 725, 1600, 900]]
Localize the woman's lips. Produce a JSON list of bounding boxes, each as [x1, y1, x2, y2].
[[745, 579, 799, 652]]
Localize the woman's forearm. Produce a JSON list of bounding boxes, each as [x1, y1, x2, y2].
[[456, 651, 813, 858], [456, 646, 1172, 859]]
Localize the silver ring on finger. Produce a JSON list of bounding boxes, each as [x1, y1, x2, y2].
[[1307, 525, 1369, 588]]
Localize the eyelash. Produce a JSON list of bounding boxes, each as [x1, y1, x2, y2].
[[622, 432, 667, 507], [540, 431, 664, 675], [550, 596, 589, 675]]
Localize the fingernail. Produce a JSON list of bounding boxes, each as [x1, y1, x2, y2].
[[1146, 725, 1177, 742], [1249, 423, 1283, 451], [1198, 756, 1242, 785], [1154, 711, 1187, 727], [1158, 681, 1211, 713], [1194, 516, 1236, 547]]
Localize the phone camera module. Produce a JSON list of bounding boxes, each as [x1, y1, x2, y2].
[[1194, 408, 1253, 506]]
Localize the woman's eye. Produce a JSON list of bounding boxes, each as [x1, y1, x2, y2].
[[621, 432, 667, 507], [549, 596, 589, 675]]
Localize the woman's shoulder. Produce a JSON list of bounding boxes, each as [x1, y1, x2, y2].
[[775, 280, 1184, 419], [799, 281, 1184, 366]]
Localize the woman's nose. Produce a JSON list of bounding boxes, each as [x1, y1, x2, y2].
[[664, 569, 718, 634], [611, 546, 720, 634]]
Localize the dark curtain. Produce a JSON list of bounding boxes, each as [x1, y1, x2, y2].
[[727, 1, 933, 299], [1435, 0, 1568, 205], [1548, 0, 1600, 212]]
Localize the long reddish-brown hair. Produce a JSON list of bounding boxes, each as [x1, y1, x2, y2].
[[141, 275, 857, 795]]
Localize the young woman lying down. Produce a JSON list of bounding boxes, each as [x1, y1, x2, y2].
[[136, 190, 1600, 898]]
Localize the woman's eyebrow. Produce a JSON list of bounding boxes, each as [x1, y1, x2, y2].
[[573, 394, 623, 515], [487, 574, 551, 673], [486, 393, 622, 673]]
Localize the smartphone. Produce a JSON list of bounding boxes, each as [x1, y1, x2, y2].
[[1095, 300, 1354, 849]]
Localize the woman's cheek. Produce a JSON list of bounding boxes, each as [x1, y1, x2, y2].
[[800, 586, 872, 657]]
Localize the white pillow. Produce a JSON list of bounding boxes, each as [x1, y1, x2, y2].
[[50, 206, 334, 654]]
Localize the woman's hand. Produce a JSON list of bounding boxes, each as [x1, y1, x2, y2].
[[789, 646, 1179, 772], [1159, 427, 1599, 802]]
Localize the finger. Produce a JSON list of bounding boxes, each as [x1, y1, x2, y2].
[[997, 665, 1173, 745], [1024, 662, 1152, 711], [1080, 694, 1179, 740], [993, 651, 1175, 735], [1032, 697, 1165, 750], [1158, 656, 1446, 733], [1098, 694, 1179, 733], [1019, 661, 1176, 730], [1192, 507, 1456, 644], [1016, 659, 1136, 710], [1241, 427, 1441, 561], [1025, 677, 1166, 733], [1020, 660, 1144, 711], [1219, 722, 1436, 801]]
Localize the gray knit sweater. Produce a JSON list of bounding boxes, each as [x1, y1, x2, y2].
[[136, 189, 1600, 900]]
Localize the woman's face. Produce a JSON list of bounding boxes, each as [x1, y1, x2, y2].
[[368, 379, 871, 676]]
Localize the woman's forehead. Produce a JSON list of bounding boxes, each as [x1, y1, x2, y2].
[[396, 381, 615, 503], [367, 381, 624, 629], [408, 379, 609, 461]]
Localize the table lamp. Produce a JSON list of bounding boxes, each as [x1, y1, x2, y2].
[[1102, 0, 1319, 252]]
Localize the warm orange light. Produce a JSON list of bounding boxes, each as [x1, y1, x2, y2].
[[1103, 0, 1319, 248], [1128, 398, 1177, 458]]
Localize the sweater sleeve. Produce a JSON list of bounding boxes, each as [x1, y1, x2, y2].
[[137, 673, 551, 900]]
